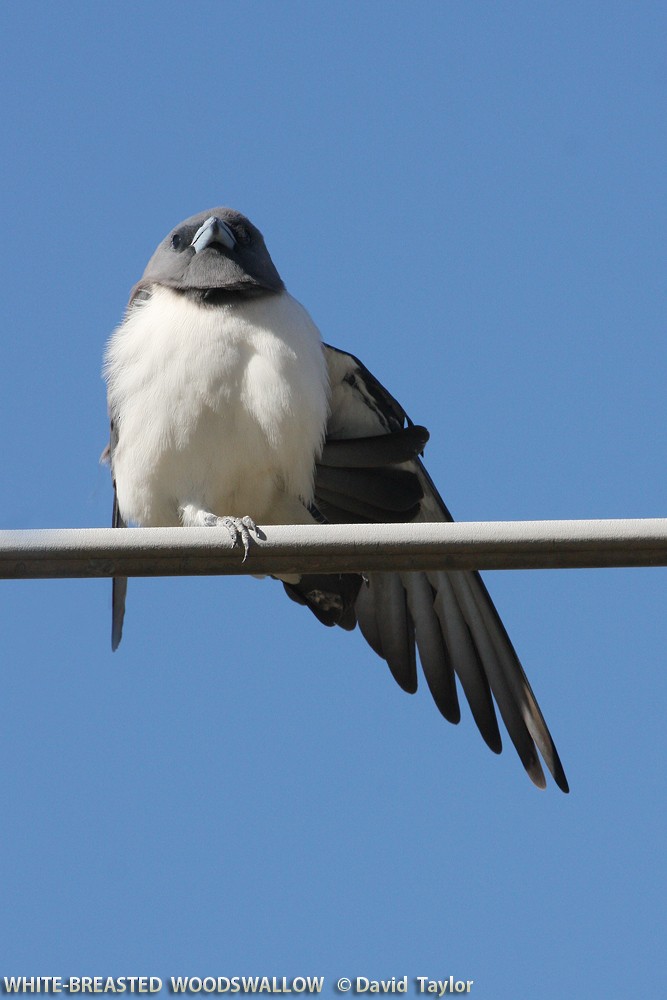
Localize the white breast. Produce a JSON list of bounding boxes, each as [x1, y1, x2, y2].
[[104, 286, 330, 526]]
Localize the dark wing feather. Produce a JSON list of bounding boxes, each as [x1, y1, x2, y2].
[[357, 571, 418, 693], [319, 425, 430, 468], [316, 466, 424, 513], [298, 343, 568, 792]]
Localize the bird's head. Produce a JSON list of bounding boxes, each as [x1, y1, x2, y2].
[[135, 207, 284, 301]]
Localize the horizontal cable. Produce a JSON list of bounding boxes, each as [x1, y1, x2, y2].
[[1, 519, 667, 580]]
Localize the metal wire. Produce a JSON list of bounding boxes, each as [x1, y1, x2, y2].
[[1, 519, 667, 580]]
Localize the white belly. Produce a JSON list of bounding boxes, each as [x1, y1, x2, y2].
[[104, 286, 330, 526]]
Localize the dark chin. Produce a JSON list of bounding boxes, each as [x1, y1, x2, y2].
[[185, 251, 245, 288], [181, 284, 281, 305], [181, 253, 283, 299]]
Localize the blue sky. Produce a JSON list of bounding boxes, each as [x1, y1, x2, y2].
[[1, 2, 665, 996]]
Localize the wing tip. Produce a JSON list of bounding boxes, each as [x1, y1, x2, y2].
[[528, 748, 570, 793], [527, 761, 548, 790], [431, 702, 461, 725], [551, 758, 570, 794], [484, 731, 503, 756]]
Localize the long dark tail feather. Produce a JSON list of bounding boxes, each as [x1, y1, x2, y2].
[[111, 485, 127, 652], [112, 575, 127, 651]]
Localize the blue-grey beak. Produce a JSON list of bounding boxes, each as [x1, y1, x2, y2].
[[191, 216, 236, 254]]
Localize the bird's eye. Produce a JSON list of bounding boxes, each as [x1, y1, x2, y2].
[[170, 233, 183, 250], [235, 225, 251, 245]]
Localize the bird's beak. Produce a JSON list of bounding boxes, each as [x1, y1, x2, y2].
[[191, 216, 236, 254]]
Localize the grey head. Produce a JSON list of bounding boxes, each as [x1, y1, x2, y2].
[[134, 207, 284, 302]]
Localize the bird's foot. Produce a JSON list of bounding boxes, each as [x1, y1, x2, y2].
[[180, 506, 258, 561], [204, 514, 257, 561]]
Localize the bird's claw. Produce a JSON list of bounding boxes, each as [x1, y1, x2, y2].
[[203, 514, 258, 561]]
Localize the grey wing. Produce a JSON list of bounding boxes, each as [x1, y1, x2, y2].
[[309, 344, 568, 792]]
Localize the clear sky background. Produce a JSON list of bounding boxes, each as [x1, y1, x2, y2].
[[1, 2, 665, 997]]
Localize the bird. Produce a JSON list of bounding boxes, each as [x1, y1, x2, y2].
[[103, 206, 568, 792]]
